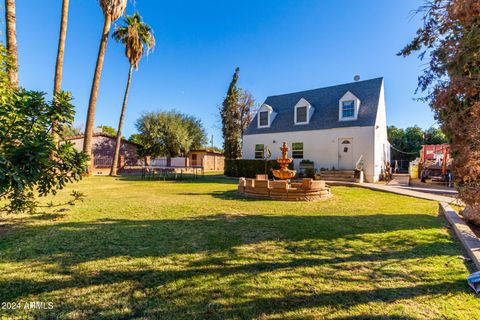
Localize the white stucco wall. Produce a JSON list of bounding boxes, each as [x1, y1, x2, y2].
[[373, 79, 390, 181], [242, 126, 378, 181], [243, 79, 390, 182]]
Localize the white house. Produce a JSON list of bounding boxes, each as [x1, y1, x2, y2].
[[242, 77, 390, 182]]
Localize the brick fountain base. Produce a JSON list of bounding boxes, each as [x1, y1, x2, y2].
[[237, 175, 332, 201]]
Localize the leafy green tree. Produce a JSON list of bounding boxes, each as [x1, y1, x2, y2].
[[127, 133, 150, 160], [110, 12, 155, 176], [387, 126, 405, 157], [183, 114, 207, 151], [388, 125, 406, 161], [96, 124, 117, 135], [404, 126, 424, 156], [388, 125, 423, 161], [388, 125, 448, 162], [128, 133, 142, 144], [135, 110, 207, 158], [221, 67, 242, 159], [0, 45, 87, 213], [424, 127, 448, 145]]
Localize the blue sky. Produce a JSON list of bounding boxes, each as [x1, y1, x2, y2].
[[2, 0, 433, 147]]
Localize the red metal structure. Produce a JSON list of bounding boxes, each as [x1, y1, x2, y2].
[[419, 144, 451, 183]]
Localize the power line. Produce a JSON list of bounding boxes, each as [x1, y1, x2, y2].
[[390, 144, 420, 155], [388, 122, 441, 156]]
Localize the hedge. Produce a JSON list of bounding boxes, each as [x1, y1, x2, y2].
[[224, 159, 293, 178]]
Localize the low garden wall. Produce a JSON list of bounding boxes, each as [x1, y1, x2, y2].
[[238, 177, 332, 201]]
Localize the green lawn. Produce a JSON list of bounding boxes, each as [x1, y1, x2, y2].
[[0, 175, 478, 319]]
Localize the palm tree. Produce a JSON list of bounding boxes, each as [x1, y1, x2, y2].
[[83, 0, 127, 175], [5, 0, 18, 88], [52, 0, 70, 142], [110, 12, 155, 176]]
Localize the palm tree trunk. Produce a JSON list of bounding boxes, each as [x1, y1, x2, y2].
[[110, 64, 134, 176], [5, 0, 18, 88], [52, 0, 70, 143], [83, 14, 112, 175]]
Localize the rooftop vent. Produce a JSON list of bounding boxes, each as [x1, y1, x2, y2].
[[353, 75, 361, 81]]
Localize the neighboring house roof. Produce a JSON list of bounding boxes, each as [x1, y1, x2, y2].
[[189, 149, 224, 156], [64, 133, 141, 147], [244, 77, 383, 135]]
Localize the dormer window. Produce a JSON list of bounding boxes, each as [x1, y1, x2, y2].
[[294, 98, 314, 125], [342, 101, 355, 118], [339, 91, 360, 121], [257, 103, 276, 128], [296, 106, 308, 123], [259, 111, 269, 127]]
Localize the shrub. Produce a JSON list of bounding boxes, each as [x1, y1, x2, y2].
[[300, 159, 314, 165], [304, 167, 315, 178], [0, 45, 87, 214], [224, 159, 293, 178], [0, 89, 88, 214]]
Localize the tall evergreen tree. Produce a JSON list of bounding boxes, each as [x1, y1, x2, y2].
[[221, 67, 242, 159]]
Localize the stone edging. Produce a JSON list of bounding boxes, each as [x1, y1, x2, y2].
[[440, 202, 480, 270]]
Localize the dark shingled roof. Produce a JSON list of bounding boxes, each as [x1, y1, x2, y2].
[[244, 77, 383, 135]]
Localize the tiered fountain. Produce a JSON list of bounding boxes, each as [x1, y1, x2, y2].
[[237, 142, 332, 201], [272, 142, 296, 180]]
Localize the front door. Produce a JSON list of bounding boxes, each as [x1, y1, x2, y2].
[[338, 138, 354, 170]]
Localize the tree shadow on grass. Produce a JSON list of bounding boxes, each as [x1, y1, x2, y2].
[[176, 189, 263, 201], [0, 270, 469, 319], [329, 316, 418, 320], [0, 213, 472, 319], [211, 280, 470, 319], [173, 189, 294, 201], [0, 214, 453, 267]]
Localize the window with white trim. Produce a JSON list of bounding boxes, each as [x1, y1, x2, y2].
[[296, 106, 308, 124], [258, 111, 269, 127], [342, 101, 355, 118], [338, 91, 360, 121], [255, 144, 264, 159], [292, 142, 303, 159]]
